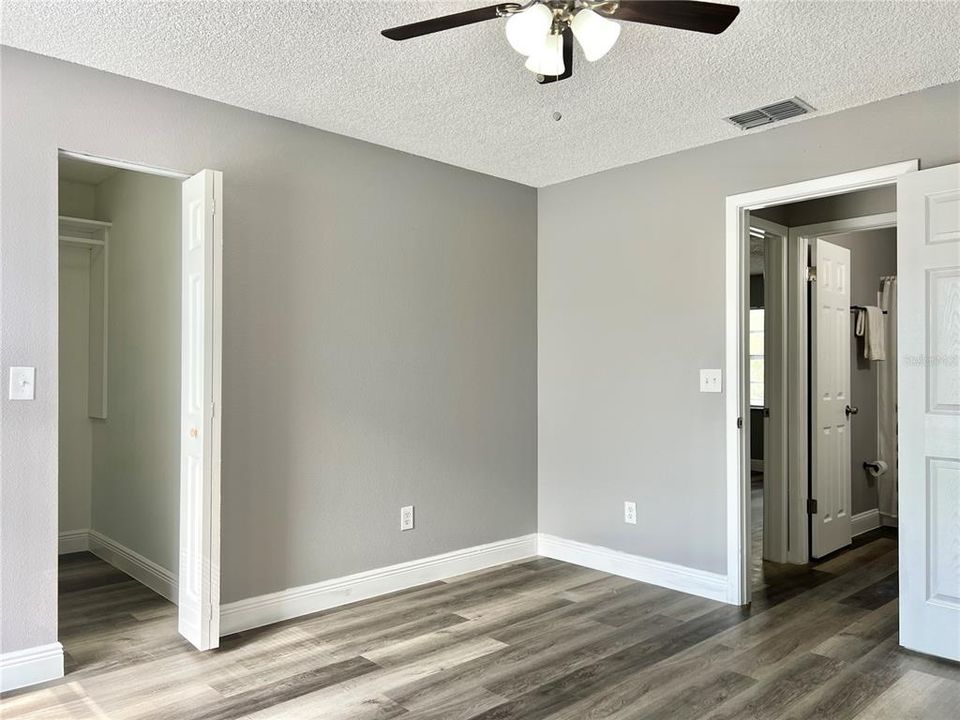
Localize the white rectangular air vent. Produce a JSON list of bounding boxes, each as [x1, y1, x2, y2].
[[725, 97, 815, 130]]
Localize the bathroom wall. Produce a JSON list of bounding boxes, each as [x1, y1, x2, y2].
[[827, 227, 897, 516]]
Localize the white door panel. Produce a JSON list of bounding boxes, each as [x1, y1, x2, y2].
[[179, 169, 222, 650], [811, 239, 853, 558], [898, 163, 960, 661]]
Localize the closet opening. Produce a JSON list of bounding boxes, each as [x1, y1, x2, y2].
[[57, 151, 224, 671]]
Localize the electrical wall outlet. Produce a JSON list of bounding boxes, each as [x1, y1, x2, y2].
[[624, 501, 637, 525], [400, 505, 414, 531]]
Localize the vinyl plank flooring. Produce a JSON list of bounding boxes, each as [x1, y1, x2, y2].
[[851, 669, 960, 720], [622, 669, 756, 720], [539, 642, 741, 720], [838, 572, 899, 611], [812, 599, 899, 662], [698, 652, 846, 720], [4, 533, 958, 720]]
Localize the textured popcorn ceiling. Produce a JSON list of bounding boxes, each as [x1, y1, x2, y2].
[[3, 1, 959, 187]]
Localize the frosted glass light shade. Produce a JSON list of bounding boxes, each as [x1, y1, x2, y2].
[[571, 8, 621, 61], [505, 4, 553, 56], [524, 33, 565, 76]]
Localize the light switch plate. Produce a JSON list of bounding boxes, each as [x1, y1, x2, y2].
[[700, 369, 722, 393], [9, 367, 36, 400]]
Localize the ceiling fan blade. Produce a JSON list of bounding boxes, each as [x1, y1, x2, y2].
[[382, 4, 510, 41], [609, 1, 740, 35], [538, 28, 574, 85]]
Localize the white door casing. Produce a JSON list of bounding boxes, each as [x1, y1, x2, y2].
[[811, 238, 853, 559], [898, 163, 960, 661], [179, 169, 222, 650], [725, 161, 918, 606]]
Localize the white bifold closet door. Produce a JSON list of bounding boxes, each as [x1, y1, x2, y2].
[[179, 169, 223, 651], [810, 238, 853, 559], [898, 163, 960, 662]]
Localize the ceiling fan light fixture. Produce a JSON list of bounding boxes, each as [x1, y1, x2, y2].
[[505, 3, 554, 56], [524, 32, 565, 76], [571, 8, 621, 62]]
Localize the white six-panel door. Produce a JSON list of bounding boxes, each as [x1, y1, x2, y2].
[[811, 239, 853, 558], [179, 169, 222, 650], [898, 163, 960, 661]]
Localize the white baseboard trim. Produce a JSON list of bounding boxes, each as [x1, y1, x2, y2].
[[0, 643, 64, 693], [58, 529, 90, 554], [220, 534, 538, 636], [537, 534, 729, 604], [88, 530, 177, 604], [881, 513, 898, 528], [851, 509, 881, 537]]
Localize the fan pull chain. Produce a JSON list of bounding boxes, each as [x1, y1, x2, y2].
[[552, 38, 562, 121]]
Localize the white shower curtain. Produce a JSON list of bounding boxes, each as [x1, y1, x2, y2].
[[877, 277, 898, 520]]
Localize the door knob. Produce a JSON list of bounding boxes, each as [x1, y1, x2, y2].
[[845, 405, 859, 417]]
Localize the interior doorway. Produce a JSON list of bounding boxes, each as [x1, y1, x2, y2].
[[56, 150, 223, 660], [747, 194, 898, 591], [726, 160, 960, 663]]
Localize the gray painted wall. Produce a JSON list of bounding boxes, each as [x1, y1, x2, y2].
[[1, 47, 537, 654], [58, 245, 93, 535], [827, 228, 898, 516], [538, 81, 959, 575], [91, 170, 182, 573]]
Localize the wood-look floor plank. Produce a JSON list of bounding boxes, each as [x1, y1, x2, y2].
[[851, 669, 960, 720], [623, 669, 757, 720], [838, 572, 899, 611], [699, 652, 846, 720]]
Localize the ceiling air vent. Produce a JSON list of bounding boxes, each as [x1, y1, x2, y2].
[[725, 97, 815, 130]]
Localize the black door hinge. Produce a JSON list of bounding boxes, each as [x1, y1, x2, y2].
[[807, 498, 818, 515]]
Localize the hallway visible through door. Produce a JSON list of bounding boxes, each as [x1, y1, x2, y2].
[[747, 185, 899, 591]]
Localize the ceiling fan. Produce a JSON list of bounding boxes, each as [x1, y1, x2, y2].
[[382, 1, 740, 84]]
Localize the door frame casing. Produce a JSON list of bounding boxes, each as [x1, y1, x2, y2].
[[724, 160, 917, 605]]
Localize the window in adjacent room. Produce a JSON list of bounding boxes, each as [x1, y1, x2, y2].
[[749, 308, 764, 407]]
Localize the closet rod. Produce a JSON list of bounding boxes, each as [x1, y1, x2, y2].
[[850, 305, 888, 315]]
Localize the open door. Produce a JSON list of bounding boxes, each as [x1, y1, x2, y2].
[[179, 169, 222, 650], [898, 163, 960, 661], [810, 238, 853, 558]]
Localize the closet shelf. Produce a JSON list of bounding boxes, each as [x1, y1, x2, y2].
[[59, 215, 111, 245]]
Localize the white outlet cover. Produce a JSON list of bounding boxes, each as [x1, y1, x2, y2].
[[400, 505, 414, 531], [699, 368, 722, 393], [624, 501, 637, 525], [8, 366, 36, 400]]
